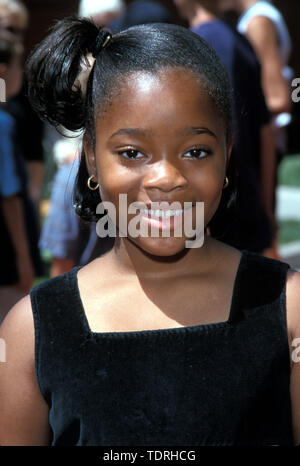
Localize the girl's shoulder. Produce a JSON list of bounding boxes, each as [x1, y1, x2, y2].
[[0, 294, 39, 371], [0, 295, 36, 392], [0, 294, 34, 336], [286, 268, 300, 341], [0, 295, 51, 445], [286, 268, 300, 445]]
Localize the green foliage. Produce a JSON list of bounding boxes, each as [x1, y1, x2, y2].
[[278, 154, 300, 187], [279, 220, 300, 245]]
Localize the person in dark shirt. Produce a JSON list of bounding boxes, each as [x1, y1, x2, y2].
[[109, 0, 172, 32], [174, 0, 276, 254], [5, 85, 45, 201], [0, 30, 34, 321], [0, 0, 45, 204]]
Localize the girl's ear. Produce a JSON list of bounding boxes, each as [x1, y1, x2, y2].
[[83, 133, 97, 177]]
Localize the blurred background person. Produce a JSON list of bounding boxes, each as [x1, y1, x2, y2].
[[0, 0, 27, 38], [220, 0, 293, 259], [230, 0, 292, 117], [78, 0, 125, 26], [39, 133, 114, 278], [173, 0, 275, 256], [0, 30, 34, 321], [0, 0, 45, 207], [0, 0, 44, 280], [109, 0, 172, 32]]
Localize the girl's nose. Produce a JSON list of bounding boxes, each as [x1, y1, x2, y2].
[[143, 160, 188, 193]]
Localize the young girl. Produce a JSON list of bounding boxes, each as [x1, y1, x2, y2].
[[0, 16, 299, 446]]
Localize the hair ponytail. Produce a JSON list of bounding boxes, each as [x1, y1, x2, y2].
[[26, 16, 100, 131]]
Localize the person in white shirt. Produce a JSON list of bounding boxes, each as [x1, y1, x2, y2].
[[78, 0, 125, 27], [220, 0, 293, 260]]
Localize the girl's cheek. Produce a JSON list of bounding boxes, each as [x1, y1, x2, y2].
[[191, 164, 223, 193]]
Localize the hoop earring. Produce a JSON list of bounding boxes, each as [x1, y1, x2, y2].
[[223, 176, 229, 189], [87, 175, 99, 191]]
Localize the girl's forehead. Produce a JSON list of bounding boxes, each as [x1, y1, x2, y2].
[[99, 69, 215, 116], [116, 68, 205, 94], [95, 69, 226, 141]]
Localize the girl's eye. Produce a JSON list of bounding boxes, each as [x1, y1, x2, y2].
[[184, 148, 211, 159], [118, 149, 144, 159]]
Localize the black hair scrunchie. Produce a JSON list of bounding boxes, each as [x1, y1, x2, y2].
[[91, 30, 112, 58]]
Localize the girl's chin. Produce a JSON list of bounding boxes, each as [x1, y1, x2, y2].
[[129, 236, 194, 257]]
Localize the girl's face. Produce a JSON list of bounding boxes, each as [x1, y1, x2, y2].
[[85, 68, 232, 257]]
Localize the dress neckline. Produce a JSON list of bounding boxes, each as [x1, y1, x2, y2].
[[71, 249, 248, 338]]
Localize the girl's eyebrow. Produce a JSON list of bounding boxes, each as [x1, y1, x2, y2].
[[109, 127, 217, 141], [182, 127, 217, 139], [109, 128, 147, 140]]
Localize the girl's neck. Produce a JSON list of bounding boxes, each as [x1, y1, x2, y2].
[[105, 234, 218, 281]]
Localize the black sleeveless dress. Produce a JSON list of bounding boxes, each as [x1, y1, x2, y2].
[[30, 249, 294, 446]]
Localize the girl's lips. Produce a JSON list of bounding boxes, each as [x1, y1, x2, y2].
[[139, 206, 194, 233], [132, 202, 196, 211]]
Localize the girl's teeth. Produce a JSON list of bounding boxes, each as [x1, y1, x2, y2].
[[140, 209, 184, 218]]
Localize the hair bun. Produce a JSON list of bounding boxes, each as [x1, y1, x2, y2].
[[91, 30, 111, 58], [26, 16, 103, 131]]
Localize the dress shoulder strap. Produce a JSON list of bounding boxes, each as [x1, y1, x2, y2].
[[230, 250, 291, 333], [30, 266, 87, 357], [238, 251, 290, 307], [30, 266, 84, 333], [30, 267, 88, 405]]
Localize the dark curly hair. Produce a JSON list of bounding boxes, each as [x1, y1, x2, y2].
[[26, 16, 237, 239]]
